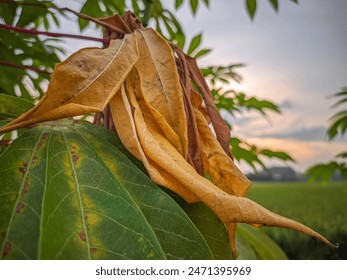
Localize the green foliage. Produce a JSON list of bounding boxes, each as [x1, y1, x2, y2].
[[268, 0, 279, 12], [167, 191, 233, 259], [307, 87, 347, 182], [0, 94, 34, 119], [237, 224, 287, 260], [230, 137, 294, 172], [245, 0, 298, 20], [0, 1, 64, 100], [307, 161, 347, 182], [328, 87, 347, 139], [0, 120, 212, 259], [201, 64, 244, 85], [246, 0, 257, 19], [0, 120, 287, 259], [247, 182, 347, 260]]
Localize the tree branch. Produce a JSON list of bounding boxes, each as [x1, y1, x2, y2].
[[0, 60, 51, 75], [0, 23, 110, 44]]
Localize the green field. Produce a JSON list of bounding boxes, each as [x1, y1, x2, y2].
[[246, 182, 347, 260]]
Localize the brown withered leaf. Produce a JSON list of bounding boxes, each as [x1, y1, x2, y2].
[[172, 44, 204, 175], [0, 14, 337, 258], [115, 68, 199, 202], [0, 33, 139, 134], [192, 93, 251, 197], [134, 29, 188, 158], [186, 55, 233, 159]]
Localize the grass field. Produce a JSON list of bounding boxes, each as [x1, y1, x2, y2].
[[246, 181, 347, 260]]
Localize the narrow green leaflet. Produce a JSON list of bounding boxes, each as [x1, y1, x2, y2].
[[0, 1, 17, 25], [175, 0, 184, 9], [246, 0, 257, 19], [190, 0, 199, 15], [0, 120, 213, 260], [187, 33, 202, 56], [0, 94, 34, 119], [259, 149, 294, 161], [268, 0, 279, 11]]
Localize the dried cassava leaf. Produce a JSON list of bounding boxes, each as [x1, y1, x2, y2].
[[134, 29, 188, 158], [0, 33, 139, 134], [0, 13, 336, 258], [186, 55, 233, 159]]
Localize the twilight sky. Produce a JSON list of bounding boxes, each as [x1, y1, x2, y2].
[[171, 0, 347, 173], [53, 0, 347, 173]]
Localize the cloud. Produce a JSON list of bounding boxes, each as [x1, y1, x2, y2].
[[260, 126, 328, 141], [279, 99, 293, 109], [236, 137, 346, 173]]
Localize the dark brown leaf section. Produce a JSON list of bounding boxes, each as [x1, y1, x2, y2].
[[2, 242, 11, 257]]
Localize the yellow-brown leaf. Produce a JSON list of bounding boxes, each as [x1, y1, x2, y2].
[[134, 29, 188, 158], [0, 34, 139, 134]]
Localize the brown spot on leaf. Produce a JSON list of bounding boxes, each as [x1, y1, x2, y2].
[[78, 231, 86, 242], [73, 155, 79, 164], [90, 248, 97, 254], [16, 202, 25, 213], [2, 242, 11, 257], [37, 133, 48, 149], [19, 162, 28, 175], [19, 167, 26, 175], [32, 156, 38, 164], [22, 178, 29, 195]]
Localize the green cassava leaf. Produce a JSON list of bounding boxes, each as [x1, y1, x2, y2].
[[328, 110, 347, 139], [78, 0, 104, 31], [235, 231, 259, 260], [0, 94, 34, 119], [165, 188, 288, 260], [194, 48, 212, 58], [202, 0, 210, 7], [246, 0, 257, 20], [306, 162, 343, 182], [0, 0, 17, 25], [260, 149, 294, 162], [0, 120, 213, 260], [237, 224, 288, 259], [168, 192, 233, 260], [190, 0, 199, 15], [187, 33, 202, 56], [73, 121, 214, 260], [175, 0, 184, 9], [268, 0, 279, 11]]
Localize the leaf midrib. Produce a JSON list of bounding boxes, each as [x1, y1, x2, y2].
[[62, 130, 92, 259]]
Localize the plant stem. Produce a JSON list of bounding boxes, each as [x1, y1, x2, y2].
[[0, 140, 11, 146], [0, 60, 51, 75], [0, 23, 110, 44], [142, 0, 154, 27]]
